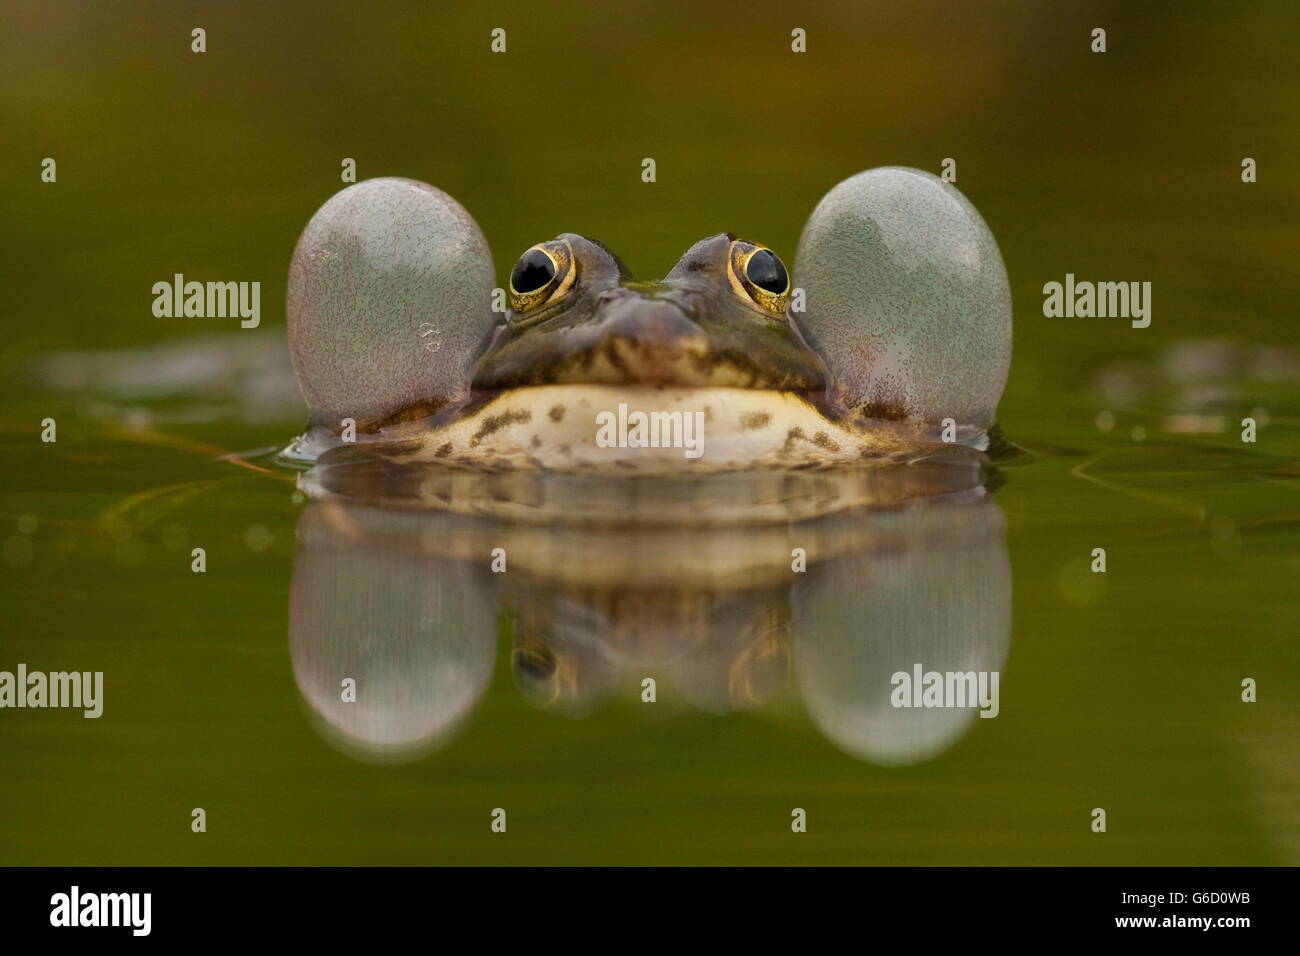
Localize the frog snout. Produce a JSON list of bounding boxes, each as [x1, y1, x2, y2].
[[592, 290, 707, 350]]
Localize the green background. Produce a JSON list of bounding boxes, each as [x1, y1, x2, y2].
[[1, 0, 1297, 864]]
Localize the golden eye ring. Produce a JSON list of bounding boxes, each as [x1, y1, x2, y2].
[[726, 239, 791, 316], [508, 238, 577, 315]]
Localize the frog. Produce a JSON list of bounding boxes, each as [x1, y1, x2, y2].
[[288, 167, 1013, 471]]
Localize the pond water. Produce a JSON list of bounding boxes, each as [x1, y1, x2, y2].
[[1, 333, 1295, 865], [1, 0, 1296, 866]]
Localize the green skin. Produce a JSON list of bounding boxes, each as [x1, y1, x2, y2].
[[471, 233, 828, 395]]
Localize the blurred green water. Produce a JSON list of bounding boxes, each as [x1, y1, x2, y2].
[[1, 0, 1297, 864]]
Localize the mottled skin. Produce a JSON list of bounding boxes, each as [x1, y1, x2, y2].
[[472, 234, 826, 393]]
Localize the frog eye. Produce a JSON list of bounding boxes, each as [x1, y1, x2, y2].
[[726, 239, 790, 315], [512, 641, 557, 684], [508, 238, 576, 314]]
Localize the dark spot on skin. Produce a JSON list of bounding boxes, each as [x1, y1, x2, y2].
[[364, 399, 448, 432], [601, 339, 632, 378], [687, 348, 776, 389], [559, 444, 571, 456], [779, 426, 838, 454], [434, 442, 453, 458], [530, 434, 542, 449], [548, 405, 565, 422], [471, 409, 532, 446], [856, 398, 908, 423], [740, 411, 772, 430]]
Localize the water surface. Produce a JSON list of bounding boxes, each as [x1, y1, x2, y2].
[[2, 0, 1297, 865]]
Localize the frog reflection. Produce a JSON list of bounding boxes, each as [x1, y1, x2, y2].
[[288, 502, 498, 763], [288, 451, 1011, 766]]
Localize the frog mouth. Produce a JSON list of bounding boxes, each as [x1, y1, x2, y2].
[[470, 293, 828, 393]]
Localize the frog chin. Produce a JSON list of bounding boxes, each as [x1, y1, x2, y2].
[[383, 383, 910, 472]]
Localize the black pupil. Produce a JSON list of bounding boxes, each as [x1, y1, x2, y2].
[[514, 648, 556, 681], [746, 249, 787, 294], [511, 249, 556, 294]]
